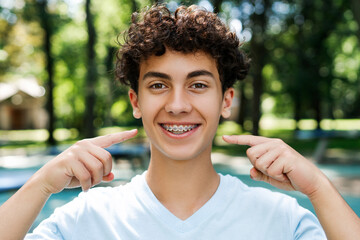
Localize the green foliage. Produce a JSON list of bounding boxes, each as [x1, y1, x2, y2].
[[1, 0, 360, 135], [217, 121, 243, 136]]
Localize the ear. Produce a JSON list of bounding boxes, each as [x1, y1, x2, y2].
[[221, 87, 234, 119], [128, 89, 142, 119]]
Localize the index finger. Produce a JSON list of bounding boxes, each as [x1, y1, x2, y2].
[[222, 134, 270, 146], [90, 129, 138, 148]]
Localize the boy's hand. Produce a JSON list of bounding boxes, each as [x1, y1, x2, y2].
[[222, 135, 327, 197], [34, 129, 138, 195]]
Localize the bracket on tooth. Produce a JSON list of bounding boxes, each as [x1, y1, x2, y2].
[[163, 124, 196, 133]]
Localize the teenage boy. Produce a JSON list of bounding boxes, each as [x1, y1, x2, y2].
[[1, 4, 359, 240]]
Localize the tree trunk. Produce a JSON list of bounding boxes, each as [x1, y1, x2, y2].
[[104, 46, 116, 127], [212, 0, 223, 13], [350, 0, 360, 42], [83, 0, 97, 138], [249, 0, 269, 136], [313, 89, 321, 130], [250, 57, 263, 136], [130, 0, 138, 12], [294, 93, 301, 130], [237, 83, 246, 128], [38, 0, 55, 145]]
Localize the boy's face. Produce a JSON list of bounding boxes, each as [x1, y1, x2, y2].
[[129, 50, 234, 161]]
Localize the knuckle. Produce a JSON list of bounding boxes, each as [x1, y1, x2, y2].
[[75, 139, 85, 145], [93, 177, 102, 186], [282, 149, 292, 158], [104, 161, 113, 174], [279, 144, 287, 151], [80, 172, 91, 182], [256, 160, 270, 173], [94, 161, 103, 172], [246, 148, 255, 157], [254, 160, 264, 170], [64, 151, 75, 159], [105, 151, 113, 161], [71, 144, 81, 152], [267, 167, 277, 176], [75, 140, 86, 148], [273, 138, 284, 144]]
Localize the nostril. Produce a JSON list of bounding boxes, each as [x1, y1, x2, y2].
[[165, 104, 191, 114], [164, 91, 192, 114]]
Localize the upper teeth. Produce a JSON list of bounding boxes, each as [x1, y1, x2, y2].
[[162, 124, 197, 133]]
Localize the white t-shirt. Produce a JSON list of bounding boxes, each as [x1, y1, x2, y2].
[[26, 172, 326, 239]]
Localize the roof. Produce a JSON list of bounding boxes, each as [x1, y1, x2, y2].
[[0, 77, 45, 102]]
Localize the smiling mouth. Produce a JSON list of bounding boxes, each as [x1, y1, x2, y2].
[[160, 124, 200, 135]]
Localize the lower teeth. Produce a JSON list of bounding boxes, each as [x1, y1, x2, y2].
[[169, 130, 188, 134], [172, 131, 184, 134]]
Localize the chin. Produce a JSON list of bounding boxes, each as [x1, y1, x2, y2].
[[160, 144, 211, 161]]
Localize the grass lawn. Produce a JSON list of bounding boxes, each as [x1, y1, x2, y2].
[[1, 119, 359, 159]]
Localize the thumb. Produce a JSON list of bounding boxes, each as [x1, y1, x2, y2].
[[102, 172, 115, 182], [250, 167, 266, 181], [250, 167, 295, 191]]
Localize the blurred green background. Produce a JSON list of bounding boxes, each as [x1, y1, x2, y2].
[[1, 0, 360, 140], [0, 0, 360, 225], [1, 0, 360, 163]]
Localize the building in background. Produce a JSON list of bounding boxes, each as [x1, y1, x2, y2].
[[0, 77, 47, 130]]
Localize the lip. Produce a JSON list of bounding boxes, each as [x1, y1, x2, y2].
[[158, 122, 201, 139]]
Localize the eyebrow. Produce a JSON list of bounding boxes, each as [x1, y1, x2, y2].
[[142, 70, 215, 81], [142, 72, 171, 81], [187, 70, 215, 79]]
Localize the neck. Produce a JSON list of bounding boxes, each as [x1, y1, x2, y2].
[[146, 144, 219, 220]]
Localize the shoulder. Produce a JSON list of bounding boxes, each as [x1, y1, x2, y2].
[[220, 174, 326, 238], [78, 172, 145, 204], [220, 173, 311, 223], [27, 173, 147, 239], [221, 173, 297, 204], [40, 173, 146, 220]]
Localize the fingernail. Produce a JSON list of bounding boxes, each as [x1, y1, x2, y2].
[[103, 172, 114, 182]]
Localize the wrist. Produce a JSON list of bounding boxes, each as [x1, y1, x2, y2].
[[26, 172, 53, 198], [307, 173, 335, 203]]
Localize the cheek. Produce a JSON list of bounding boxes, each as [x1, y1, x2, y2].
[[193, 101, 222, 132], [138, 96, 160, 123], [196, 94, 223, 116]]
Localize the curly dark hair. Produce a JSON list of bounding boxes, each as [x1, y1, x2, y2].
[[115, 4, 250, 93]]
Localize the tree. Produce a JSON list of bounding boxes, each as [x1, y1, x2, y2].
[[350, 0, 360, 41], [277, 0, 348, 128], [37, 0, 55, 144], [83, 0, 98, 138], [249, 0, 270, 135]]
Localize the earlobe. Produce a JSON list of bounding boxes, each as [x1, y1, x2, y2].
[[221, 88, 234, 119], [222, 109, 231, 119], [128, 89, 142, 119], [133, 109, 142, 119]]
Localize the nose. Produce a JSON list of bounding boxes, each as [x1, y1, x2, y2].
[[164, 88, 192, 114]]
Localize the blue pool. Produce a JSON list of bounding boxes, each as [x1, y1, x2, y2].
[[1, 161, 360, 232]]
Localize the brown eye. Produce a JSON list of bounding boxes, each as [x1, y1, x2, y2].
[[150, 83, 166, 89], [191, 83, 207, 89]]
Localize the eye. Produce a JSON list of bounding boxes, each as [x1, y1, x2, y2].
[[190, 83, 207, 89], [150, 83, 166, 89]]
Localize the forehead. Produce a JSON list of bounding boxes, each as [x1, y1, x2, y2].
[[139, 50, 219, 79]]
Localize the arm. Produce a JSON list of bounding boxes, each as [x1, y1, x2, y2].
[[223, 135, 360, 240], [0, 129, 137, 240]]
